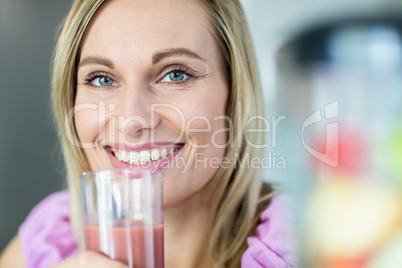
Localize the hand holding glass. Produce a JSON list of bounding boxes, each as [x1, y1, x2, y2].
[[80, 169, 164, 268]]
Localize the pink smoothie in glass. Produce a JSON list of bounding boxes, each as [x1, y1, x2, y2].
[[84, 223, 164, 268]]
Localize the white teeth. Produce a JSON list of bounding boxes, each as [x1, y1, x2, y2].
[[151, 149, 160, 161], [114, 146, 181, 165], [122, 151, 129, 162], [129, 151, 140, 165], [160, 148, 167, 158], [140, 150, 151, 165]]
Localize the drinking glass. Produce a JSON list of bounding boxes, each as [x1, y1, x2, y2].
[[80, 168, 164, 268]]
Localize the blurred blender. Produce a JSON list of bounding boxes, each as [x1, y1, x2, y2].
[[276, 15, 402, 268]]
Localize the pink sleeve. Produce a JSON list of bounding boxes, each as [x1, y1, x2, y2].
[[241, 195, 297, 268], [18, 191, 79, 268]]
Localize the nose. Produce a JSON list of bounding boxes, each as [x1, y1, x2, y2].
[[113, 84, 161, 140]]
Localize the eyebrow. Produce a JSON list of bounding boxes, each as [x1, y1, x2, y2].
[[78, 57, 114, 69], [78, 48, 205, 69], [152, 48, 206, 64]]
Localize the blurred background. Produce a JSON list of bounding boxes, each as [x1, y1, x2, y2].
[[0, 0, 73, 251], [0, 0, 399, 255]]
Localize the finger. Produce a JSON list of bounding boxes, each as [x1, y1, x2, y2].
[[51, 251, 129, 268]]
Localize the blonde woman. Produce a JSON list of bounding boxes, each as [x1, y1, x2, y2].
[[0, 0, 295, 267]]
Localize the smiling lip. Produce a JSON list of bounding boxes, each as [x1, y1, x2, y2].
[[105, 142, 184, 170]]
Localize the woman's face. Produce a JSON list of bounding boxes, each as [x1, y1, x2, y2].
[[75, 0, 228, 207]]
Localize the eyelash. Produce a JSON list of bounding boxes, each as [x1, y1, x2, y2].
[[84, 72, 112, 89], [83, 66, 195, 89], [159, 66, 194, 85]]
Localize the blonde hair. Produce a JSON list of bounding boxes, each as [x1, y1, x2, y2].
[[52, 0, 271, 267]]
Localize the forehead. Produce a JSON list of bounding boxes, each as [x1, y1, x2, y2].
[[80, 0, 218, 62]]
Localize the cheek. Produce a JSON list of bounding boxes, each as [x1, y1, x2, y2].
[[183, 93, 228, 148], [185, 115, 228, 152], [74, 108, 99, 143], [73, 95, 105, 143]]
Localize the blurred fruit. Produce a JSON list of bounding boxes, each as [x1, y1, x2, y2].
[[306, 180, 402, 262]]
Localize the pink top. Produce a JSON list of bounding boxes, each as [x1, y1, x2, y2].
[[19, 191, 296, 268]]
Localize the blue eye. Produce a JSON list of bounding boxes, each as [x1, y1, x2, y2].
[[161, 71, 189, 83], [92, 76, 116, 87]]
